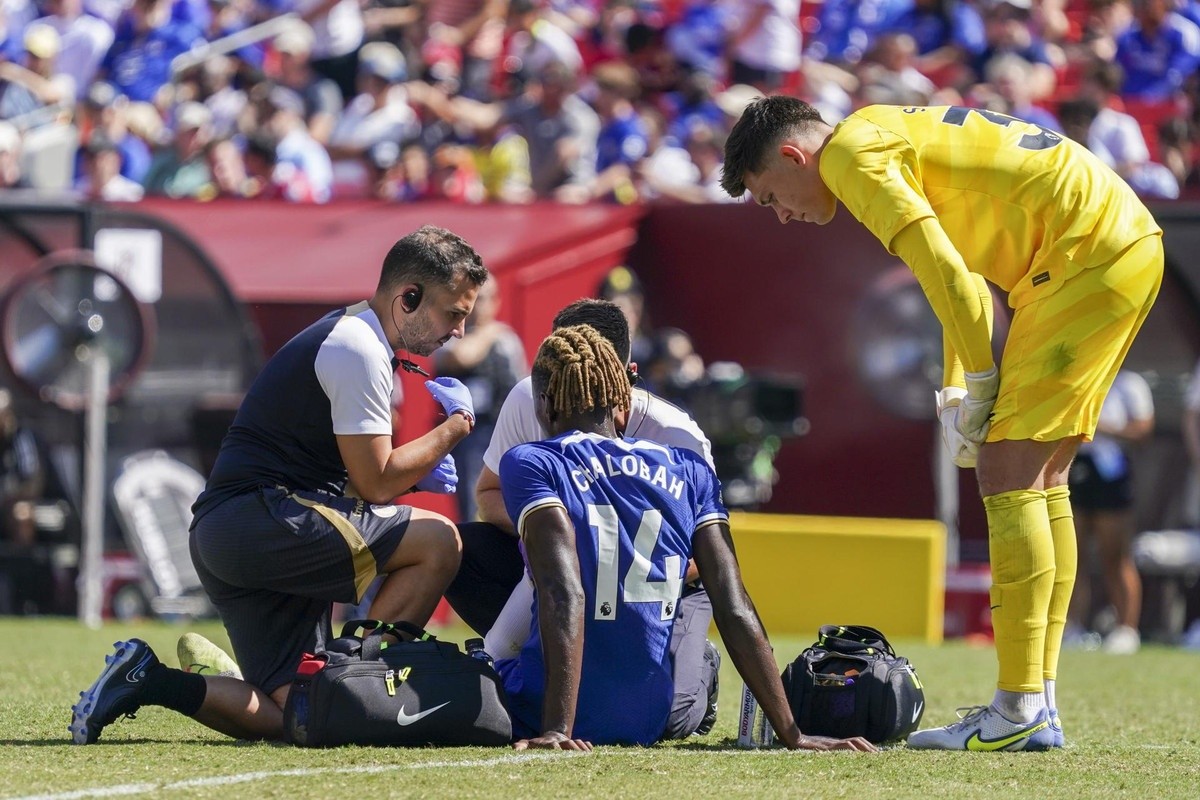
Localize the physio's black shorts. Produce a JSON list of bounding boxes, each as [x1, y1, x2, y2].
[[1069, 452, 1133, 512], [190, 487, 411, 694]]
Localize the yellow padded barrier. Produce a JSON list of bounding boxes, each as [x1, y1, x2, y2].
[[728, 512, 946, 644]]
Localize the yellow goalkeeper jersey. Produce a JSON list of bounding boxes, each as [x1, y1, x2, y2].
[[818, 105, 1162, 310]]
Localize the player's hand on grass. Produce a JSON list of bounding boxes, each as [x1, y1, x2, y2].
[[960, 366, 999, 443], [936, 388, 981, 468], [793, 734, 878, 752], [512, 731, 593, 751]]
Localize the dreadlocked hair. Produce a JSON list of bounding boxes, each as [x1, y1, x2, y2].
[[533, 324, 631, 419]]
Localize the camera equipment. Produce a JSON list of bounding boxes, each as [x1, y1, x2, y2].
[[678, 362, 808, 509]]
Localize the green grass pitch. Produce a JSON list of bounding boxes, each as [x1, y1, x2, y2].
[[2, 617, 1198, 799]]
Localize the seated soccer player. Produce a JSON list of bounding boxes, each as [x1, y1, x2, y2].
[[496, 324, 877, 751], [449, 298, 719, 740]]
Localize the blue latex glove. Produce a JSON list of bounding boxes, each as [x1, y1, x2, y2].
[[425, 377, 475, 422], [416, 454, 458, 494]]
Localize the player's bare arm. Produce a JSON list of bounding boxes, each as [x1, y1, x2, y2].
[[514, 504, 593, 752], [337, 417, 472, 504], [474, 465, 517, 534], [692, 521, 877, 753]]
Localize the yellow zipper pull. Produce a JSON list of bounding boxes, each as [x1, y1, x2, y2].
[[385, 669, 396, 697]]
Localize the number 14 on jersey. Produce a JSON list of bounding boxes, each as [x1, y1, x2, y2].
[[588, 504, 683, 622]]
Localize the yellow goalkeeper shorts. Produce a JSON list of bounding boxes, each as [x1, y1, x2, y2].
[[987, 233, 1163, 443]]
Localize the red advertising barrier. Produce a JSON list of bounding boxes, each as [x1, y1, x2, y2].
[[630, 203, 961, 520]]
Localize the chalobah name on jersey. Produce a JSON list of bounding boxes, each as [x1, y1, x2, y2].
[[567, 452, 686, 499]]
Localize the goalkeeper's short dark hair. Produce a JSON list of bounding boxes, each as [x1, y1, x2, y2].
[[721, 95, 828, 199], [552, 299, 631, 364]]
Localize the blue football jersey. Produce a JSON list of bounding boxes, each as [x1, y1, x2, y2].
[[497, 431, 727, 745]]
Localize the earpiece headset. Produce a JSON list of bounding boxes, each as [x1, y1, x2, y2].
[[400, 286, 423, 313], [390, 284, 430, 376]]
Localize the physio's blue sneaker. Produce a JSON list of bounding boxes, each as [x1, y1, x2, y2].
[[1049, 708, 1064, 748], [69, 639, 158, 744], [906, 705, 1056, 752]]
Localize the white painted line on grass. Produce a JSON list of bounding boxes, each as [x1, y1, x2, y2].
[[7, 752, 568, 800], [7, 743, 897, 800]]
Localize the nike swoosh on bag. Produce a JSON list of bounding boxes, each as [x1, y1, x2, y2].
[[911, 701, 923, 723], [396, 701, 451, 726]]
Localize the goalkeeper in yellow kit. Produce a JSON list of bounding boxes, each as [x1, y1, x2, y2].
[[721, 98, 1162, 751]]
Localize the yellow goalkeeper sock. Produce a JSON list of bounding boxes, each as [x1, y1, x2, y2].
[[984, 489, 1054, 693], [1043, 485, 1076, 682]]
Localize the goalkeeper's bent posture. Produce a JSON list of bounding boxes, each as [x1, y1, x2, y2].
[[721, 98, 1162, 751]]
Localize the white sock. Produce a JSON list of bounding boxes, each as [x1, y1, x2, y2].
[[1044, 679, 1057, 712], [992, 689, 1045, 723], [483, 572, 535, 660]]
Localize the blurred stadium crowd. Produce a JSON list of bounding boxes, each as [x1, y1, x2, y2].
[[0, 0, 1198, 203]]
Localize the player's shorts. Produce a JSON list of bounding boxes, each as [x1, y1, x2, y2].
[[1069, 451, 1134, 512], [190, 486, 411, 694], [661, 586, 716, 740], [987, 234, 1163, 443]]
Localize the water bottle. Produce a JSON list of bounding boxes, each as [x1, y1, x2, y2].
[[289, 657, 323, 745], [291, 683, 310, 741], [465, 637, 494, 669], [737, 684, 774, 748]]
